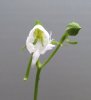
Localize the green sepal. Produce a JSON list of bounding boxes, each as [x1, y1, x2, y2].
[[65, 22, 81, 36], [23, 54, 33, 81]]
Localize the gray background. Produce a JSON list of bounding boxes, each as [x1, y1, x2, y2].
[[0, 0, 91, 100]]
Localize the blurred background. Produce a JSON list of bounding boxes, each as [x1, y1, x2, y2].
[[0, 0, 91, 100]]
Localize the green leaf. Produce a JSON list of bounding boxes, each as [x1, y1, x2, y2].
[[23, 54, 33, 81], [65, 22, 81, 36], [66, 39, 78, 44]]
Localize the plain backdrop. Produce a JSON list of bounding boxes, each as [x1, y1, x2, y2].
[[0, 0, 91, 100]]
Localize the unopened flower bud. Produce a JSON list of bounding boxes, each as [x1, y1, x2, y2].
[[66, 22, 81, 36]]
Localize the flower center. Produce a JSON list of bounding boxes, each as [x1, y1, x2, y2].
[[33, 28, 44, 46]]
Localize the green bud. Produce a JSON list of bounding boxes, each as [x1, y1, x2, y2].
[[65, 22, 81, 36]]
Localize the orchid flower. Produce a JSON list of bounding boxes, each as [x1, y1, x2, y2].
[[26, 24, 55, 66], [23, 21, 81, 100]]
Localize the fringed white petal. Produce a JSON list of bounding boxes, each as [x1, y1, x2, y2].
[[49, 31, 55, 44], [40, 44, 55, 54], [32, 50, 40, 66], [49, 31, 52, 41]]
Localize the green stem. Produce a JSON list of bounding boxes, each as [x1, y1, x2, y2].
[[41, 33, 68, 68], [34, 67, 41, 100], [23, 54, 33, 80]]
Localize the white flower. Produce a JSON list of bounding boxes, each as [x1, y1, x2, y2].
[[26, 24, 55, 66]]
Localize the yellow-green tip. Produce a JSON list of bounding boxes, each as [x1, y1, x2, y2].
[[23, 77, 28, 81], [35, 20, 42, 25]]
